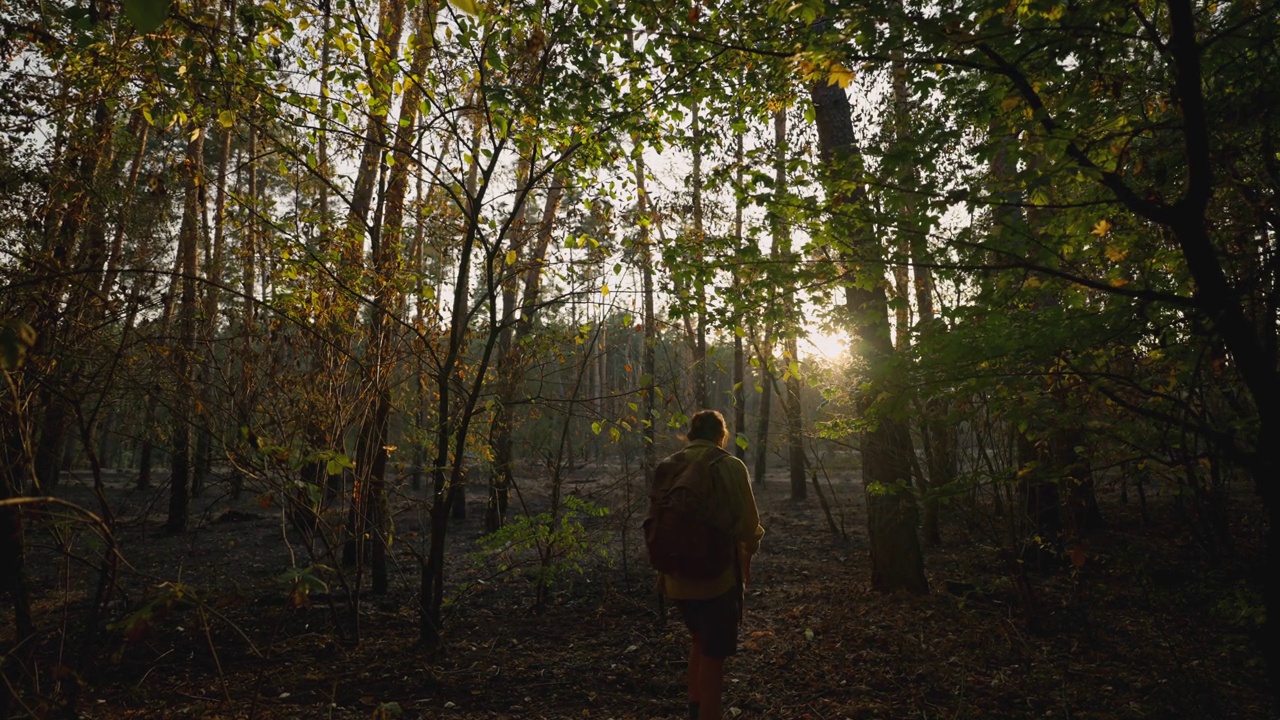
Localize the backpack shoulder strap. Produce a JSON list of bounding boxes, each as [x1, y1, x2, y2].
[[700, 446, 730, 476]]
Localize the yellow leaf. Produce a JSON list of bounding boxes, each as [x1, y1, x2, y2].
[[827, 62, 855, 88], [600, 283, 610, 297], [505, 249, 517, 266], [1104, 245, 1127, 263], [449, 0, 479, 15], [217, 109, 236, 128], [1109, 276, 1129, 288], [1091, 219, 1112, 236]]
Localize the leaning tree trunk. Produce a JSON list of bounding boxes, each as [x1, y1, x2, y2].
[[810, 61, 926, 595]]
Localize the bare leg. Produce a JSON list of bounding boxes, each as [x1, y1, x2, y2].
[[697, 653, 725, 720], [687, 634, 703, 705]]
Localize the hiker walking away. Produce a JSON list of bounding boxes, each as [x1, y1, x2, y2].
[[647, 410, 764, 720]]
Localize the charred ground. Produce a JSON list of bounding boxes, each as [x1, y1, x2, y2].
[[7, 460, 1275, 719]]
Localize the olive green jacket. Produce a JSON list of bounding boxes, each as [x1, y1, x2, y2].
[[658, 440, 765, 600]]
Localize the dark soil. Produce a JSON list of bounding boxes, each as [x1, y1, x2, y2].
[[7, 461, 1276, 719]]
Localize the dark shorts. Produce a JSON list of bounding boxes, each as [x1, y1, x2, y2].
[[674, 588, 742, 659]]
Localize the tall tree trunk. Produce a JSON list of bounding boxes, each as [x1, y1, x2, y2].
[[487, 156, 569, 532], [688, 101, 708, 409], [752, 337, 774, 486], [754, 109, 790, 487], [768, 109, 808, 499], [810, 63, 926, 594], [731, 129, 746, 460], [131, 216, 178, 492], [0, 397, 34, 720], [355, 0, 439, 595], [886, 10, 953, 547], [235, 124, 259, 502], [1, 372, 35, 641], [783, 336, 806, 499], [421, 111, 491, 646], [102, 110, 149, 296], [167, 124, 205, 533], [337, 0, 406, 595], [635, 147, 657, 484], [31, 100, 117, 492], [410, 139, 447, 494]]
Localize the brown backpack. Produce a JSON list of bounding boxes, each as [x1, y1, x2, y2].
[[643, 447, 734, 580]]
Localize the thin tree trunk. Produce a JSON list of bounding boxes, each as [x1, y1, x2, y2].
[[420, 114, 487, 646], [885, 10, 953, 547], [752, 337, 774, 486], [636, 147, 657, 484], [354, 0, 438, 595], [487, 159, 569, 532], [689, 101, 708, 409], [731, 130, 746, 459], [31, 100, 118, 492], [167, 124, 205, 533], [766, 109, 807, 499], [755, 109, 791, 487], [102, 111, 149, 295], [338, 0, 407, 603]]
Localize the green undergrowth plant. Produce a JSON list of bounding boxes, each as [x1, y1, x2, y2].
[[471, 495, 612, 602]]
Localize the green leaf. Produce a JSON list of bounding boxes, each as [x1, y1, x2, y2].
[[735, 434, 749, 450], [124, 0, 170, 33], [449, 0, 479, 15], [325, 453, 354, 476]]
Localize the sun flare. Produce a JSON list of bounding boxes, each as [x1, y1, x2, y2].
[[804, 330, 849, 362]]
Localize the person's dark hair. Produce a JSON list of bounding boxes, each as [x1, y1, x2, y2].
[[685, 409, 728, 447]]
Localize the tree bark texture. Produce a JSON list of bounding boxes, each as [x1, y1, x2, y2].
[[810, 67, 927, 595]]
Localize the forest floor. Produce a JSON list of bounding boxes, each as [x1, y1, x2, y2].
[[10, 458, 1279, 719]]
